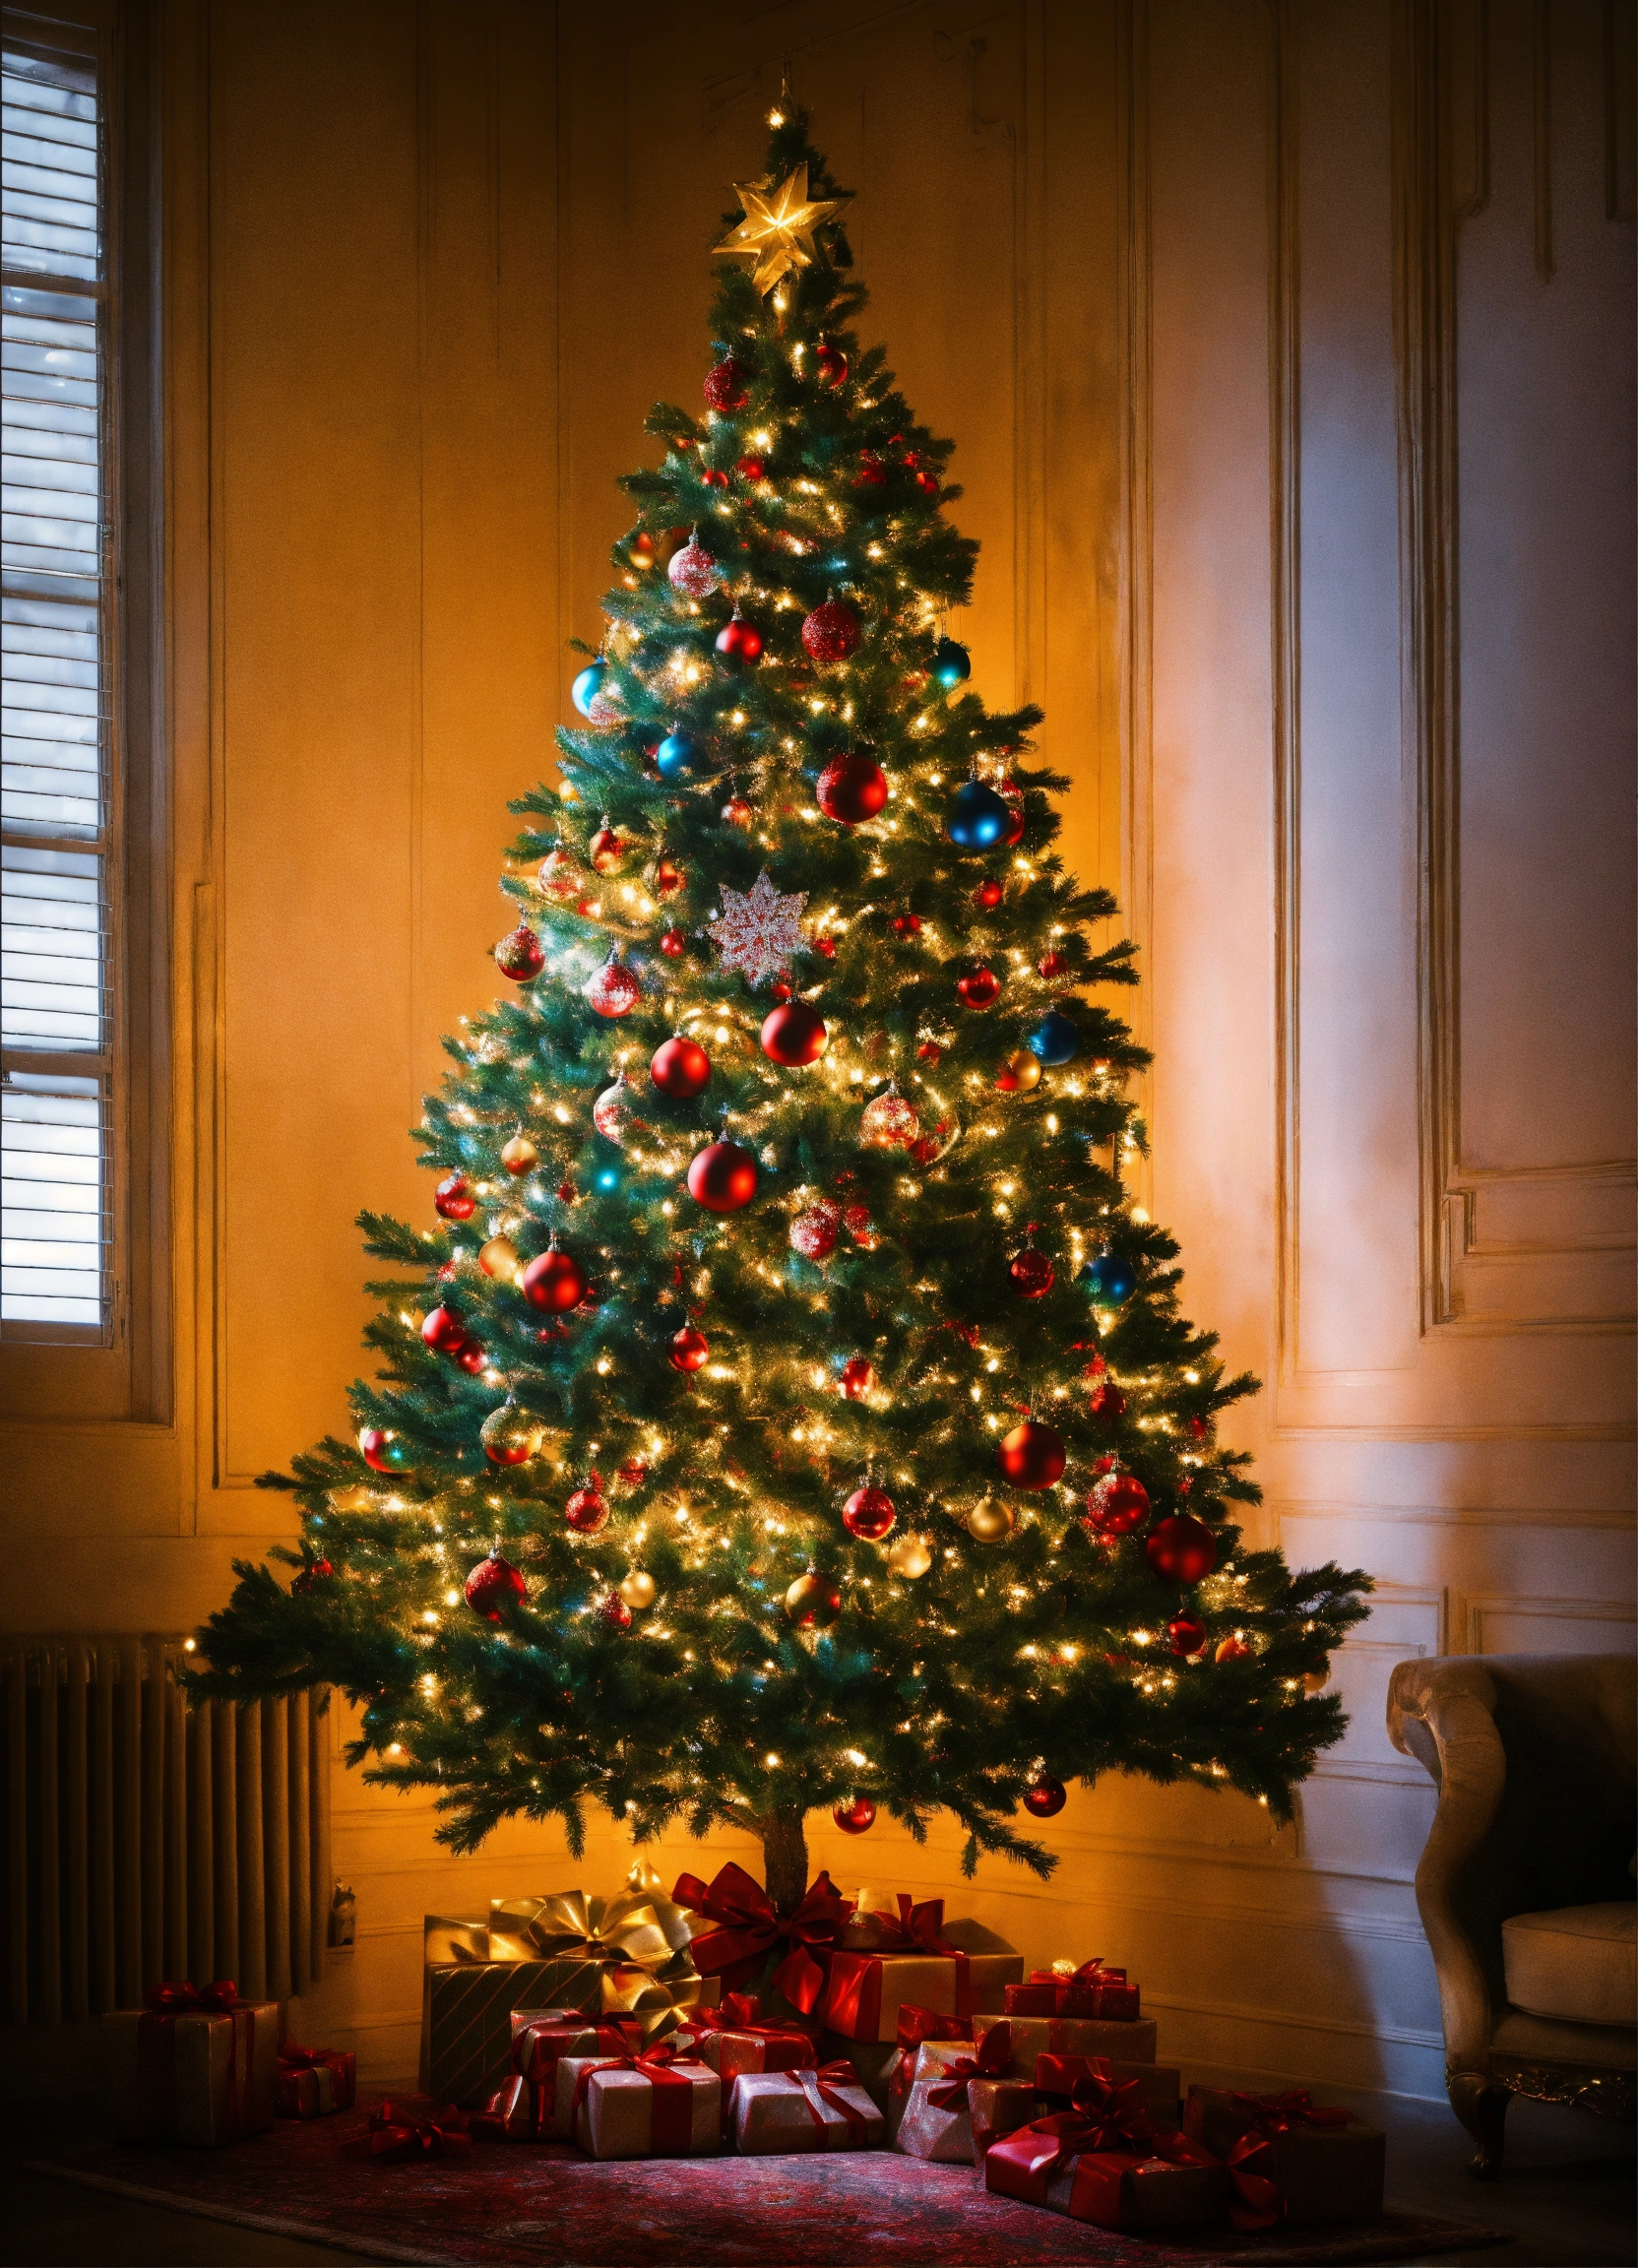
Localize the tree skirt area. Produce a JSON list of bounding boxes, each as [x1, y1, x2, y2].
[[27, 2093, 1504, 2268]]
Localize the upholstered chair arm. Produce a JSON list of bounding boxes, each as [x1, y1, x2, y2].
[[1388, 1658, 1506, 2075]]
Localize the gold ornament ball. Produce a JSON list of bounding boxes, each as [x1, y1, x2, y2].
[[478, 1235, 521, 1283], [618, 1570, 658, 1611], [966, 1498, 1016, 1545], [501, 1132, 539, 1175], [998, 1048, 1041, 1094], [1303, 1664, 1330, 1694], [887, 1532, 933, 1579]]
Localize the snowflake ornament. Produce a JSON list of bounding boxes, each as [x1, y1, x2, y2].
[[707, 870, 808, 986]]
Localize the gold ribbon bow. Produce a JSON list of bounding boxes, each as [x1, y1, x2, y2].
[[487, 1861, 705, 2039]]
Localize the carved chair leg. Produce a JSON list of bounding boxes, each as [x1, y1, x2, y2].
[[1448, 2068, 1511, 2180]]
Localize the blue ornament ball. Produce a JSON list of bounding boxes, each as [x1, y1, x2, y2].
[[570, 660, 607, 719], [945, 779, 1011, 851], [1081, 1249, 1137, 1306], [1027, 1009, 1078, 1066], [931, 636, 971, 690], [656, 726, 712, 781]]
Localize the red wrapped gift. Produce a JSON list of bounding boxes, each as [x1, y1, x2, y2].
[[1183, 2085, 1385, 2229], [984, 2066, 1228, 2232], [565, 2039, 720, 2159], [1005, 1960, 1140, 2021], [731, 2060, 885, 2153], [343, 2101, 473, 2165], [275, 2041, 356, 2119], [500, 2013, 639, 2139], [671, 1862, 847, 2017], [1037, 2052, 1180, 2124], [673, 1992, 816, 2089], [820, 1898, 1018, 2042], [895, 2025, 1018, 2163]]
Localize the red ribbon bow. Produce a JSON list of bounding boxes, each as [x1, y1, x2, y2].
[[343, 2101, 472, 2165], [1007, 2064, 1159, 2181], [924, 2023, 1015, 2109], [1221, 2089, 1354, 2229], [887, 2003, 973, 2098], [777, 2058, 872, 2145], [671, 1862, 847, 2014], [143, 1980, 240, 2014]]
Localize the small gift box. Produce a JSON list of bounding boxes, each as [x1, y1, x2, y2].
[[730, 2062, 885, 2154], [1038, 2053, 1180, 2124], [895, 2032, 1028, 2164], [976, 2010, 1159, 2070], [104, 1983, 280, 2147], [1183, 2085, 1386, 2229], [1006, 1959, 1140, 2022], [984, 2064, 1228, 2233], [819, 1898, 1021, 2044], [498, 2012, 638, 2139], [674, 1994, 817, 2091], [561, 2046, 721, 2159], [275, 2041, 356, 2118]]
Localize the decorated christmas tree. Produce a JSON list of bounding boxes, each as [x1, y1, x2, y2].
[[192, 112, 1369, 1919]]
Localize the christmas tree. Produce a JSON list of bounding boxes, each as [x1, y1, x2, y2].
[[192, 112, 1369, 1917]]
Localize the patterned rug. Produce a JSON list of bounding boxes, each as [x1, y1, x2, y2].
[[28, 2092, 1507, 2268]]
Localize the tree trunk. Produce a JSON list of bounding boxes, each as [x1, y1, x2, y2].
[[756, 1804, 810, 1915]]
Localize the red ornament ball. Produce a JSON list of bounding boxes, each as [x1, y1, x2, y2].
[[538, 847, 584, 900], [701, 467, 729, 489], [859, 1090, 918, 1148], [588, 824, 625, 873], [1039, 949, 1068, 978], [715, 610, 764, 665], [464, 1552, 527, 1622], [735, 455, 766, 481], [651, 1035, 711, 1099], [721, 794, 754, 829], [786, 1571, 843, 1628], [1168, 1612, 1209, 1658], [1023, 1774, 1067, 1819], [357, 1427, 407, 1476], [420, 1305, 467, 1353], [602, 1588, 634, 1631], [853, 451, 886, 488], [667, 537, 722, 598], [770, 975, 792, 1003], [789, 1203, 841, 1261], [957, 965, 1001, 1010], [974, 878, 1004, 910], [655, 858, 683, 895], [997, 1419, 1066, 1490], [843, 1485, 896, 1541], [815, 934, 836, 958], [455, 1342, 486, 1374], [703, 355, 749, 410], [1009, 1247, 1054, 1299], [668, 1324, 709, 1373], [839, 1356, 874, 1401], [494, 923, 544, 981], [586, 956, 641, 1018], [801, 599, 860, 664], [816, 752, 888, 826], [521, 1246, 589, 1313], [291, 1558, 334, 1594], [434, 1172, 475, 1222], [660, 927, 686, 958], [565, 1483, 609, 1536], [1146, 1513, 1219, 1586], [914, 468, 940, 496], [814, 341, 848, 388], [1091, 1383, 1128, 1421], [1087, 1474, 1150, 1535], [687, 1139, 758, 1214], [761, 1000, 828, 1066], [998, 787, 1026, 847], [893, 913, 921, 936], [833, 1796, 876, 1835], [842, 1203, 873, 1239]]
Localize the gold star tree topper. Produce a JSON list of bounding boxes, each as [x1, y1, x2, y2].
[[714, 162, 850, 296]]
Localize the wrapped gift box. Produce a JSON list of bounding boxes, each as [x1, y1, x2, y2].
[[821, 1948, 1019, 2043], [684, 2020, 816, 2092], [422, 1961, 587, 2107], [104, 1991, 280, 2146], [505, 2013, 639, 2138], [976, 2011, 1159, 2070], [967, 2076, 1040, 2164], [730, 2065, 885, 2154], [275, 2043, 356, 2118], [559, 2051, 721, 2159], [986, 2122, 1229, 2232], [1006, 1963, 1140, 2021], [1037, 2053, 1180, 2124], [1184, 2086, 1386, 2228], [895, 2040, 1033, 2164]]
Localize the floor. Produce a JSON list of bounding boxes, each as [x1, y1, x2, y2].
[[1, 2067, 1631, 2268]]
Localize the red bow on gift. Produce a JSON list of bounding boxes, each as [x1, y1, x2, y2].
[[1006, 2063, 1158, 2181], [342, 2101, 472, 2165], [1028, 1957, 1126, 1990], [887, 2004, 973, 2099], [671, 1862, 847, 2014], [776, 2059, 874, 2145], [278, 2042, 337, 2071], [852, 1892, 963, 1958], [144, 1980, 241, 2014], [1222, 2089, 1354, 2230], [924, 2022, 1014, 2109]]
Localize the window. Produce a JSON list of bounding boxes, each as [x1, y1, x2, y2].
[[1, 11, 112, 1343]]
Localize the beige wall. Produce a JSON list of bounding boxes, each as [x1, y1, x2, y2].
[[2, 0, 1630, 2097]]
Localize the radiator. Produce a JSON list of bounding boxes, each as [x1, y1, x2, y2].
[[1, 1635, 330, 2023]]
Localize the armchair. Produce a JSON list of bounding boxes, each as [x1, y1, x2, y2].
[[1388, 1653, 1635, 2175]]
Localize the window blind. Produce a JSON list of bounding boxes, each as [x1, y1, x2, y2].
[[0, 15, 110, 1339]]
